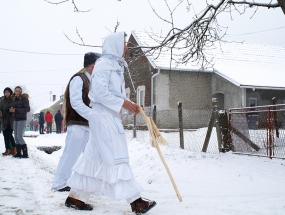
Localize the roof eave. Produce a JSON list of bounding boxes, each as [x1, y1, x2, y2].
[[213, 69, 240, 87], [240, 85, 285, 90], [131, 31, 157, 69], [158, 66, 213, 73]]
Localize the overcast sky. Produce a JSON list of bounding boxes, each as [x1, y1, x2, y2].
[[0, 0, 284, 111]]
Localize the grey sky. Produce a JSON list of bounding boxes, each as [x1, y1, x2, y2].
[[0, 0, 284, 110]]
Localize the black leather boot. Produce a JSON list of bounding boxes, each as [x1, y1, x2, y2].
[[65, 196, 93, 210], [13, 145, 22, 158], [130, 198, 156, 214], [21, 144, 29, 158]]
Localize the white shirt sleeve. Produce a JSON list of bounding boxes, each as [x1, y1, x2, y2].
[[121, 80, 132, 114], [69, 76, 91, 120], [92, 70, 124, 113]]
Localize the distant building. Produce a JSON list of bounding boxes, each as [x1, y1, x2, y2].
[[123, 31, 285, 128], [33, 95, 64, 131]]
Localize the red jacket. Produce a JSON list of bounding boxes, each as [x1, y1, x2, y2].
[[45, 111, 53, 123]]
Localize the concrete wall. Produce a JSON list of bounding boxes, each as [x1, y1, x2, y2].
[[212, 73, 241, 110], [246, 88, 285, 106], [154, 71, 170, 109], [154, 70, 213, 128]]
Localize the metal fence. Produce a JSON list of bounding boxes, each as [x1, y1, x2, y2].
[[124, 100, 221, 154], [228, 104, 285, 159]]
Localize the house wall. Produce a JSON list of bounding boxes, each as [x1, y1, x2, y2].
[[246, 88, 285, 106], [125, 35, 155, 106], [155, 70, 213, 129], [212, 73, 241, 110], [123, 35, 156, 125], [154, 70, 170, 109]]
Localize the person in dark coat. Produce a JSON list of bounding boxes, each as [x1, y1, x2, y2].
[[0, 87, 17, 156], [10, 86, 30, 158], [38, 111, 45, 134], [29, 119, 34, 131], [54, 110, 63, 134]]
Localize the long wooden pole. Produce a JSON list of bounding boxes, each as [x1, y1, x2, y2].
[[139, 107, 182, 202], [155, 138, 183, 202]]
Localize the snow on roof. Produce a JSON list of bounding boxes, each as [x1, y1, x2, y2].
[[132, 31, 285, 89], [33, 99, 61, 115], [213, 42, 285, 88]]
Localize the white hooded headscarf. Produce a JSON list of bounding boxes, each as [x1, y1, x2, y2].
[[102, 32, 125, 58], [95, 32, 126, 72], [94, 32, 135, 92]]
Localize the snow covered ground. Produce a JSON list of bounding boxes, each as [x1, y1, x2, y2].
[[0, 130, 285, 215]]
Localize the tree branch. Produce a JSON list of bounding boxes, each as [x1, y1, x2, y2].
[[63, 32, 102, 48], [228, 0, 280, 8], [44, 0, 92, 13], [43, 0, 69, 5], [114, 18, 120, 33], [129, 0, 283, 69]]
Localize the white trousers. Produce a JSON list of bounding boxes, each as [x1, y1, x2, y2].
[[52, 125, 89, 191]]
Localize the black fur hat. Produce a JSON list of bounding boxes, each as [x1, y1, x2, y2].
[[3, 87, 13, 95], [84, 52, 100, 67]]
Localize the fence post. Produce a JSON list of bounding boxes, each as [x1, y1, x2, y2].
[[272, 97, 279, 138], [219, 110, 229, 152], [133, 115, 137, 138], [153, 105, 157, 124], [202, 98, 223, 152], [267, 106, 274, 159], [178, 101, 184, 149], [213, 101, 223, 153], [228, 110, 234, 151], [202, 99, 215, 152]]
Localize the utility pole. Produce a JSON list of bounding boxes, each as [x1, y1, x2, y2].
[[50, 91, 52, 101]]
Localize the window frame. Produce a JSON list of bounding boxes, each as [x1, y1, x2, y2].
[[137, 85, 145, 107], [125, 87, 130, 100], [249, 98, 257, 107]]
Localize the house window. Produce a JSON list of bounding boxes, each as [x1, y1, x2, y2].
[[249, 98, 257, 107], [137, 86, 145, 107], [125, 88, 130, 99]]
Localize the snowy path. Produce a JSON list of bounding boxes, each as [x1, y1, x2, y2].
[[0, 153, 55, 214], [0, 139, 136, 215], [0, 132, 285, 215]]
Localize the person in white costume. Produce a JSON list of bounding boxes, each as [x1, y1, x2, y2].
[[65, 32, 156, 214], [51, 52, 100, 192]]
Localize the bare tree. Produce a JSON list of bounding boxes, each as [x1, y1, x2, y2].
[[136, 0, 285, 69], [45, 0, 285, 68]]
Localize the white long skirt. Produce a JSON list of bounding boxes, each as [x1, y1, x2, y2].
[[67, 103, 143, 201]]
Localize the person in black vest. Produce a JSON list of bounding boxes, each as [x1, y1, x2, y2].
[[54, 110, 63, 134], [51, 52, 100, 192]]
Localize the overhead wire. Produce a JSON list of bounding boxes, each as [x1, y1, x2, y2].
[[30, 92, 51, 98], [0, 81, 66, 86], [0, 25, 284, 56], [0, 47, 83, 55], [0, 68, 80, 73], [225, 26, 285, 37]]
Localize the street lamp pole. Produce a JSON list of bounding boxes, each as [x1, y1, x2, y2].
[[50, 91, 52, 101]]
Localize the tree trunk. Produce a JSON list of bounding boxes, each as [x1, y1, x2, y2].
[[277, 0, 285, 14]]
